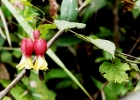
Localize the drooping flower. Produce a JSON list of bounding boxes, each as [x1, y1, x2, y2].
[[33, 30, 48, 72], [16, 38, 34, 70]]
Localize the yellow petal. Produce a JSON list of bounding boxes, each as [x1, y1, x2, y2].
[[16, 55, 33, 70], [25, 57, 33, 69], [34, 56, 48, 72], [16, 55, 26, 70]]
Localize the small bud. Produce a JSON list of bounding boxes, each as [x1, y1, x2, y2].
[[33, 30, 40, 39]]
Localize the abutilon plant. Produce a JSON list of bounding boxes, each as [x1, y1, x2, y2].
[[16, 38, 34, 70], [33, 30, 49, 72], [16, 30, 48, 80]]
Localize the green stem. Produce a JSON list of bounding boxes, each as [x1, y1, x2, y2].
[[32, 5, 45, 18]]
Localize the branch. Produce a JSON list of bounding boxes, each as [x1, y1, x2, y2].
[[128, 36, 140, 54], [115, 51, 140, 61], [0, 0, 94, 99], [93, 81, 108, 100], [112, 0, 120, 49], [47, 30, 64, 48], [0, 69, 26, 99]]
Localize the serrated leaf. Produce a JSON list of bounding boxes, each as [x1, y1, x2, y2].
[[130, 63, 140, 72], [37, 24, 57, 38], [99, 60, 130, 83], [88, 35, 116, 58], [54, 20, 86, 30], [23, 1, 33, 6], [73, 33, 115, 58], [20, 16, 34, 24], [61, 0, 78, 21]]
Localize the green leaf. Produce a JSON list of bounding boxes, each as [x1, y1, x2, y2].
[[73, 33, 115, 58], [23, 1, 33, 6], [61, 0, 78, 22], [132, 9, 139, 19], [54, 20, 86, 30], [82, 0, 93, 6], [46, 69, 68, 79], [20, 16, 34, 24], [2, 96, 12, 100], [0, 37, 5, 46], [91, 77, 102, 89], [96, 27, 112, 38], [129, 63, 140, 72], [88, 35, 116, 58], [81, 0, 106, 22], [56, 79, 78, 89], [37, 24, 57, 38], [56, 34, 82, 46], [95, 57, 106, 63], [1, 51, 12, 63], [99, 60, 130, 83], [12, 50, 22, 58]]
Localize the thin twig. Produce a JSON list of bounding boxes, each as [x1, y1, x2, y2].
[[0, 47, 20, 50], [115, 51, 140, 61], [115, 55, 140, 64], [128, 36, 140, 54], [77, 0, 83, 6], [93, 81, 108, 100], [0, 27, 6, 39], [47, 30, 64, 48], [0, 69, 26, 99], [0, 8, 11, 47], [112, 0, 119, 49], [101, 90, 106, 100]]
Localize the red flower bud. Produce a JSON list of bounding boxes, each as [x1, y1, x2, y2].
[[20, 38, 34, 57], [34, 39, 47, 57], [33, 30, 40, 39]]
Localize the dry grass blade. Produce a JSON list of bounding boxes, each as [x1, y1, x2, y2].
[[0, 27, 6, 39], [0, 8, 12, 47]]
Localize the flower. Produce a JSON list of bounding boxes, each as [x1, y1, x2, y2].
[[33, 38, 48, 72], [16, 38, 34, 70]]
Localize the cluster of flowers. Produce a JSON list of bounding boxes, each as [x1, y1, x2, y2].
[[16, 30, 48, 76]]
